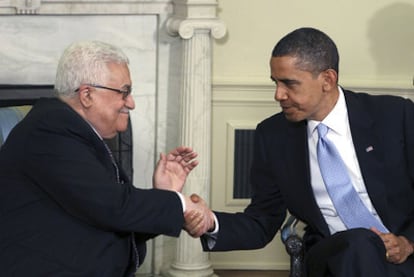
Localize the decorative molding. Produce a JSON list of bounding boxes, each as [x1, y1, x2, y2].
[[166, 17, 226, 39], [0, 0, 41, 14], [212, 259, 289, 271], [0, 0, 173, 15], [212, 82, 414, 105], [212, 77, 414, 92], [213, 85, 275, 106], [166, 0, 225, 39], [171, 0, 218, 17]]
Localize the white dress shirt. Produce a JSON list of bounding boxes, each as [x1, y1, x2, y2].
[[308, 87, 385, 234]]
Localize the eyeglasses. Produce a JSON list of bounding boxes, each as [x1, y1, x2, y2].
[[76, 84, 132, 99]]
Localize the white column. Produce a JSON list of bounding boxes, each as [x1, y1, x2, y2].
[[163, 0, 226, 276]]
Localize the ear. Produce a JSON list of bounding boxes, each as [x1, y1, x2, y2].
[[321, 69, 338, 91], [77, 85, 93, 108]]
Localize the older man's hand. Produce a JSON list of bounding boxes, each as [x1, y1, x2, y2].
[[153, 146, 198, 192]]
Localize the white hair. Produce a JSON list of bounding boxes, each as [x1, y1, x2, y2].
[[54, 40, 129, 98]]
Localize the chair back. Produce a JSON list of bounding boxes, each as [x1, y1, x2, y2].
[[0, 107, 27, 147]]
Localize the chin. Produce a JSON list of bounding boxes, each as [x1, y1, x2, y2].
[[117, 125, 128, 133], [284, 113, 304, 122], [102, 132, 118, 139], [116, 119, 129, 133]]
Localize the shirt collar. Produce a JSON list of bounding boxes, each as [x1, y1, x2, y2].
[[308, 86, 348, 136]]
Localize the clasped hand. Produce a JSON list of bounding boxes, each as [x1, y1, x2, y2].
[[183, 194, 215, 238], [371, 227, 414, 264]]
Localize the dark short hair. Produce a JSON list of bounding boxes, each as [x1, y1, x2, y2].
[[272, 27, 339, 76]]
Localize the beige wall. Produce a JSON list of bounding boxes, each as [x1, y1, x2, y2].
[[213, 0, 414, 88], [209, 0, 414, 270]]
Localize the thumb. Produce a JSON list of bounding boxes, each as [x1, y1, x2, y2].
[[159, 152, 167, 161], [156, 153, 167, 168], [190, 193, 201, 203], [370, 227, 381, 236]]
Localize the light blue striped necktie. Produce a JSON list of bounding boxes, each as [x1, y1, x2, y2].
[[316, 123, 388, 233]]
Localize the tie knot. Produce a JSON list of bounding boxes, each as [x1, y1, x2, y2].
[[317, 123, 328, 138]]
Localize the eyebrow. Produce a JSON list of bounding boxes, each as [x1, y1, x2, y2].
[[122, 84, 132, 90], [270, 76, 300, 85]]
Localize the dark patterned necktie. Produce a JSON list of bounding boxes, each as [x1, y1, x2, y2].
[[102, 141, 140, 272]]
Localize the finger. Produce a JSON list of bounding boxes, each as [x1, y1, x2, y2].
[[185, 219, 203, 233], [185, 219, 204, 237], [157, 153, 166, 163], [170, 146, 193, 156], [187, 160, 199, 168], [183, 161, 199, 173], [167, 149, 193, 160], [370, 227, 381, 235], [169, 147, 197, 161], [184, 210, 197, 220], [182, 151, 198, 162], [383, 234, 398, 250], [184, 209, 202, 220], [184, 213, 203, 231], [167, 153, 183, 162]]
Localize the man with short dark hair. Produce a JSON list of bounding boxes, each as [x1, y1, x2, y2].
[[186, 28, 414, 276]]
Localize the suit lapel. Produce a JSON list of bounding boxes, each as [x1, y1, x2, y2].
[[284, 120, 331, 236], [344, 91, 389, 226]]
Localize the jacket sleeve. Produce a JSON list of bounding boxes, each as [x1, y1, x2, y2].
[[201, 123, 287, 251], [22, 112, 184, 237]]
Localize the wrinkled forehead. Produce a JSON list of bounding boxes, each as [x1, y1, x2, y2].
[[104, 62, 131, 83]]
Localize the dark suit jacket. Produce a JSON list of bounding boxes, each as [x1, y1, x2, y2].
[[205, 89, 414, 252], [0, 98, 184, 276]]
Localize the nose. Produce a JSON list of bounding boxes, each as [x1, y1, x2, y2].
[[274, 85, 288, 102], [125, 94, 135, 110]]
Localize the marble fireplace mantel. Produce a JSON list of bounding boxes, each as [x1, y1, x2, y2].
[[0, 0, 226, 276], [0, 0, 173, 15]]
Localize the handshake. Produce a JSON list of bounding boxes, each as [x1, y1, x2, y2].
[[152, 146, 216, 238], [183, 194, 215, 238]]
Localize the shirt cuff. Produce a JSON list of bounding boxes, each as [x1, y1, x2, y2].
[[175, 192, 186, 212], [206, 212, 219, 234], [204, 213, 219, 249]]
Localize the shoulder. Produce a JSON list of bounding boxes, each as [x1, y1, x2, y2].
[[257, 111, 305, 132], [343, 89, 414, 128], [26, 98, 100, 145], [343, 89, 412, 107], [343, 89, 414, 117], [258, 112, 286, 129], [31, 98, 92, 131]]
